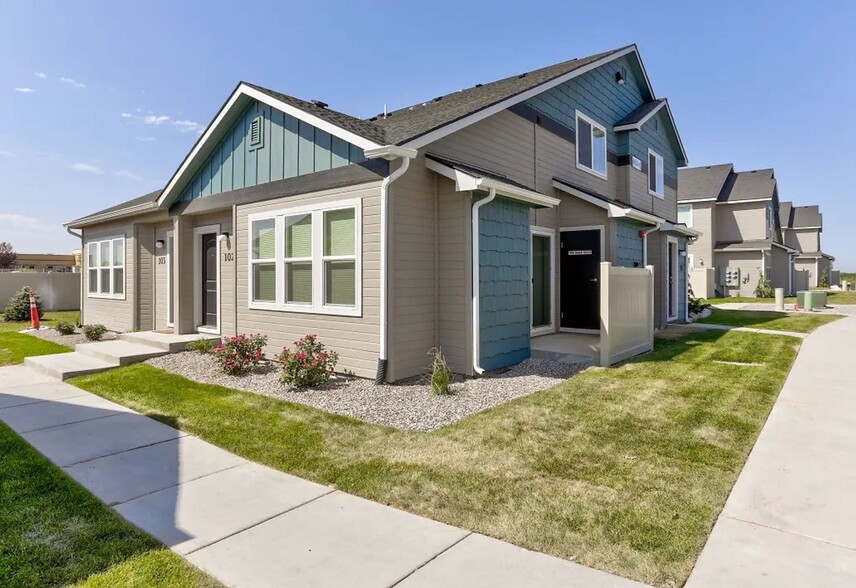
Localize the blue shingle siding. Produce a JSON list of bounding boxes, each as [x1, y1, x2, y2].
[[678, 237, 687, 320], [632, 108, 679, 187], [477, 195, 531, 371], [615, 220, 645, 268], [524, 55, 647, 156], [179, 100, 365, 202]]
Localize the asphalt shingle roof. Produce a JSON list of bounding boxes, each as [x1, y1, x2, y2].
[[791, 205, 822, 229], [614, 99, 665, 127], [426, 154, 537, 192], [726, 168, 776, 202], [67, 189, 161, 227], [779, 201, 793, 229], [677, 164, 733, 201], [714, 239, 777, 251]]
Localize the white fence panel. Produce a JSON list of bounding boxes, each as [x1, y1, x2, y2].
[[600, 262, 654, 367], [689, 267, 716, 299], [0, 273, 81, 311]]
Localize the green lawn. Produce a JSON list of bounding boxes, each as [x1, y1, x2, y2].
[[706, 290, 856, 306], [0, 311, 80, 366], [0, 423, 219, 588], [698, 309, 843, 333], [71, 329, 798, 586]]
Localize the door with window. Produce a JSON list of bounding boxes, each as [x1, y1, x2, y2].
[[201, 233, 218, 328], [560, 229, 602, 331], [531, 230, 553, 334]]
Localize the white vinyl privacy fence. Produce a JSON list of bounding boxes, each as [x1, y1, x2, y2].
[[599, 262, 654, 367], [0, 273, 80, 311]]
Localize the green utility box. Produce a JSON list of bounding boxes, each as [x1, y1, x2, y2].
[[797, 290, 827, 309]]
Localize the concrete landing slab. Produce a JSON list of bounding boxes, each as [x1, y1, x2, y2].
[[0, 392, 131, 433], [0, 365, 56, 388], [187, 490, 468, 588], [399, 533, 644, 587], [115, 462, 332, 555], [25, 352, 118, 380], [22, 412, 185, 466], [686, 517, 856, 588], [75, 340, 168, 365], [0, 381, 87, 409], [66, 436, 246, 506], [120, 331, 220, 353]]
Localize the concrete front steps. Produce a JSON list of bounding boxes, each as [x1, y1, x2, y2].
[[25, 331, 220, 381]]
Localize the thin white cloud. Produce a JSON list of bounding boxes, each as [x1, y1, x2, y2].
[[0, 213, 42, 232], [120, 112, 133, 118], [0, 150, 15, 158], [172, 119, 203, 134], [112, 170, 142, 181], [60, 77, 86, 89], [34, 72, 47, 79], [135, 136, 156, 142], [70, 162, 103, 174], [14, 87, 34, 93], [142, 114, 170, 125], [120, 111, 202, 135]]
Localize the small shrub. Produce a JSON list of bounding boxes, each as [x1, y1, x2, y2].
[[687, 286, 711, 316], [214, 333, 268, 375], [819, 268, 829, 288], [754, 276, 774, 298], [186, 337, 213, 354], [429, 348, 453, 395], [55, 321, 76, 335], [82, 324, 107, 341], [3, 287, 44, 322], [277, 335, 338, 389]]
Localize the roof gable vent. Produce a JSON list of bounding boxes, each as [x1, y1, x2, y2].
[[311, 99, 328, 109], [249, 113, 264, 150]]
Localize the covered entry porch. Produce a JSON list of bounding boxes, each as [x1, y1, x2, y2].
[[531, 332, 600, 364]]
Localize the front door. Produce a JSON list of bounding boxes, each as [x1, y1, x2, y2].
[[667, 238, 678, 320], [201, 233, 218, 328], [560, 229, 601, 330]]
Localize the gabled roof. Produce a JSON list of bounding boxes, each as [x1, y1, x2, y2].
[[66, 189, 161, 228], [714, 238, 795, 252], [779, 200, 793, 228], [678, 164, 734, 202], [792, 205, 822, 229], [725, 169, 776, 202], [614, 99, 666, 129]]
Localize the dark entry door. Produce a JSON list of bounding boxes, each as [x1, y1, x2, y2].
[[560, 229, 601, 330], [201, 234, 218, 328]]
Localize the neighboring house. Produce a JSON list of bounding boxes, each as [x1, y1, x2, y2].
[[779, 202, 836, 287], [4, 253, 78, 273], [66, 44, 694, 382], [678, 164, 796, 297]]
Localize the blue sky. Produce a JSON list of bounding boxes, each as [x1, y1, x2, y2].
[[1, 1, 854, 268]]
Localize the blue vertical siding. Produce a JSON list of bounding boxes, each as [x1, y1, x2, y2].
[[678, 237, 688, 320], [477, 195, 531, 371], [615, 220, 645, 268], [179, 99, 366, 202]]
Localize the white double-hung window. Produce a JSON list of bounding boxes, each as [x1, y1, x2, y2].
[[86, 237, 125, 298], [249, 198, 360, 316], [575, 110, 608, 179], [648, 149, 664, 198]]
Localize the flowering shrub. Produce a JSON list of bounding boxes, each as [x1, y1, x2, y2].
[[277, 335, 338, 389], [213, 334, 268, 375]]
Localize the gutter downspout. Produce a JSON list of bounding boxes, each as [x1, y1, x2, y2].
[[66, 226, 84, 325], [364, 145, 417, 384], [641, 224, 661, 267], [471, 188, 496, 375]]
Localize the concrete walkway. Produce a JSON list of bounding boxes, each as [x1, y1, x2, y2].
[[684, 321, 807, 339], [0, 365, 642, 588], [687, 314, 856, 586]]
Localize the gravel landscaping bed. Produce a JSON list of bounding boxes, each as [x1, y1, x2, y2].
[[23, 327, 117, 348], [146, 352, 592, 431]]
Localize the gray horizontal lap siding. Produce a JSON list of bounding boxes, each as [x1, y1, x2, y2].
[[82, 220, 136, 332]]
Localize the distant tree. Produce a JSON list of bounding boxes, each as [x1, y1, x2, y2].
[[819, 268, 829, 288], [0, 242, 16, 269]]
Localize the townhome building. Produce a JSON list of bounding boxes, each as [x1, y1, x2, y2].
[[66, 44, 694, 382], [779, 202, 836, 288], [678, 164, 796, 298]]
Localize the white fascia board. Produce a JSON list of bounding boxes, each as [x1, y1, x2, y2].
[[662, 100, 689, 166], [64, 202, 159, 228], [677, 197, 717, 203], [552, 179, 660, 224], [402, 46, 640, 150], [613, 100, 667, 132], [427, 158, 558, 207], [660, 222, 701, 238], [771, 241, 797, 253], [156, 83, 383, 208], [552, 180, 610, 211], [622, 207, 665, 225], [364, 145, 418, 161], [715, 197, 772, 205]]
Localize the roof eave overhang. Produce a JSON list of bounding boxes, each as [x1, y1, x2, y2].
[[660, 222, 702, 238], [677, 197, 717, 203], [614, 100, 688, 167], [771, 241, 798, 253], [64, 202, 160, 229], [715, 197, 773, 205], [552, 179, 662, 225], [427, 158, 558, 207], [155, 82, 384, 209], [613, 100, 666, 132]]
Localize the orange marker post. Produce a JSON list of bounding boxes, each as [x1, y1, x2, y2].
[[29, 289, 40, 330]]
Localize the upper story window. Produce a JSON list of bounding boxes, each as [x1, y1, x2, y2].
[[575, 111, 607, 179], [249, 198, 361, 316], [648, 149, 664, 198], [677, 204, 693, 227], [86, 237, 125, 299]]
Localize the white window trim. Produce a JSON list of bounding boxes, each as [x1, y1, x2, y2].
[[247, 197, 362, 317], [86, 235, 126, 300], [648, 149, 665, 199], [677, 204, 693, 228], [165, 230, 174, 327], [575, 110, 608, 180]]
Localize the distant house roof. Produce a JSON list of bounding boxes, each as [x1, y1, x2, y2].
[[779, 200, 793, 228], [725, 169, 776, 202], [792, 205, 822, 229], [66, 189, 161, 228], [677, 164, 733, 201], [714, 239, 795, 252]]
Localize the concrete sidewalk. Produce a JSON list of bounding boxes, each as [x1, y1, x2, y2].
[[683, 321, 807, 339], [687, 315, 856, 587], [0, 364, 642, 588]]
